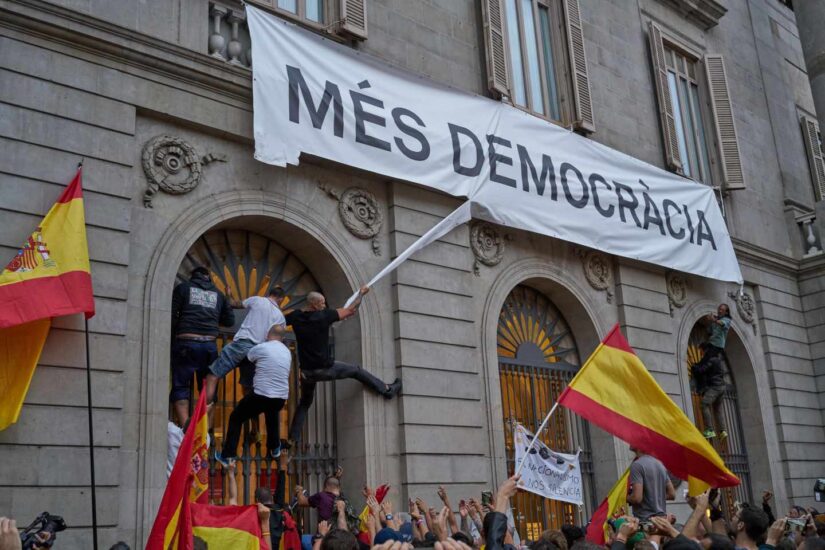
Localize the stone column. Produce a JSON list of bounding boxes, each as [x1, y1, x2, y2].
[[795, 1, 825, 130]]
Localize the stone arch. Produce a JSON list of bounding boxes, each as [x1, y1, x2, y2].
[[480, 258, 621, 512], [676, 298, 786, 508], [135, 191, 388, 540]]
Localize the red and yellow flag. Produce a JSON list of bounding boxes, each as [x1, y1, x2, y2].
[[191, 503, 267, 549], [0, 166, 94, 429], [558, 324, 738, 494], [147, 387, 210, 550], [585, 467, 630, 544], [356, 484, 389, 546]]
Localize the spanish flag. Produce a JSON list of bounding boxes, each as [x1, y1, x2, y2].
[[0, 166, 94, 430], [558, 324, 738, 494], [147, 387, 210, 550], [191, 503, 268, 549], [585, 467, 630, 544]]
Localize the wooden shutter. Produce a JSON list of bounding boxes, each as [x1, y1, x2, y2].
[[801, 115, 825, 201], [340, 0, 367, 40], [648, 21, 682, 173], [562, 0, 594, 133], [481, 0, 510, 98], [704, 54, 745, 190]]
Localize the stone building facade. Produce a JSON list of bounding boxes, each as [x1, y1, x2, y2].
[[0, 0, 824, 547]]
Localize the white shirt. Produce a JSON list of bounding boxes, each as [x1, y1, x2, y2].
[[247, 340, 292, 399], [167, 422, 183, 478], [233, 296, 286, 344]]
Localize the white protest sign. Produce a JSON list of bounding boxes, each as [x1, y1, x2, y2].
[[247, 6, 742, 284], [514, 423, 584, 506]]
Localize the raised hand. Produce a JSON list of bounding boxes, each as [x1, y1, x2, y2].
[[318, 520, 331, 537]]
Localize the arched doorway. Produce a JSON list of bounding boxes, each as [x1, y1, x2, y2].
[[498, 285, 594, 537], [176, 227, 338, 510], [686, 320, 753, 515]]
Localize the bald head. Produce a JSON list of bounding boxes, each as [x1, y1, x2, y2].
[[267, 324, 286, 341], [307, 291, 326, 310]]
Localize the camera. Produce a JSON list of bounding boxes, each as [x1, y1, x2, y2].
[[19, 512, 67, 550]]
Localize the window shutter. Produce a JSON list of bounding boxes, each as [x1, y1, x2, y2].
[[562, 0, 594, 133], [801, 115, 825, 201], [481, 0, 510, 98], [648, 21, 682, 173], [340, 0, 367, 40], [704, 54, 745, 191]]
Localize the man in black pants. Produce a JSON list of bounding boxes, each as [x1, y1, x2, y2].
[[216, 323, 291, 465], [286, 286, 401, 445]]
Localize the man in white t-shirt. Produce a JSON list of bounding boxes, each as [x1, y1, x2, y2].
[[203, 286, 286, 410], [216, 323, 292, 465]]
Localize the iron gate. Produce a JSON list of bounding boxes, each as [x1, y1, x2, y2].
[[498, 285, 594, 538], [175, 228, 339, 525], [687, 322, 752, 516]]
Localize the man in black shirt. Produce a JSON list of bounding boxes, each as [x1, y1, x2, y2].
[[170, 266, 235, 426], [286, 286, 401, 444]]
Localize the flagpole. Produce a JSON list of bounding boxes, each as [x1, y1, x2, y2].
[[515, 401, 560, 477], [79, 157, 98, 550]]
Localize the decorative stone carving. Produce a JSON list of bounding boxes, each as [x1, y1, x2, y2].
[[470, 221, 505, 275], [727, 290, 756, 327], [318, 184, 383, 255], [575, 248, 613, 303], [666, 271, 688, 316], [141, 135, 226, 208]]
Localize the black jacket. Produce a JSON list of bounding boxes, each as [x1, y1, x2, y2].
[[483, 511, 510, 550], [171, 273, 234, 336]]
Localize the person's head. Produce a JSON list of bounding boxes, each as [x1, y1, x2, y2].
[[452, 532, 474, 546], [191, 266, 210, 279], [531, 539, 560, 550], [801, 538, 825, 550], [731, 504, 769, 543], [320, 529, 358, 550], [635, 540, 658, 550], [373, 528, 403, 545], [789, 506, 807, 519], [630, 446, 643, 458], [108, 543, 131, 550], [539, 529, 568, 550], [307, 291, 326, 311], [816, 520, 825, 537], [267, 324, 286, 342], [570, 541, 605, 550], [775, 537, 796, 550], [255, 487, 274, 506], [664, 536, 702, 550], [561, 525, 585, 549], [323, 475, 341, 495], [717, 304, 730, 318], [269, 286, 285, 300], [702, 533, 735, 550]]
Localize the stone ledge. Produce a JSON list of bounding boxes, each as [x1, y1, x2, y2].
[[655, 0, 727, 29]]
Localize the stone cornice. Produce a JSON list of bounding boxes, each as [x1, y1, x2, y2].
[[731, 237, 800, 277], [655, 0, 727, 29], [0, 0, 253, 104]]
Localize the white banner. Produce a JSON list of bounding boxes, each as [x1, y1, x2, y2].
[[247, 7, 742, 283], [514, 423, 584, 506]]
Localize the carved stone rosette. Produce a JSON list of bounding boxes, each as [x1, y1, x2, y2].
[[470, 221, 505, 275], [575, 248, 613, 303], [728, 290, 756, 330], [318, 184, 383, 255], [666, 271, 688, 316], [141, 135, 226, 208]]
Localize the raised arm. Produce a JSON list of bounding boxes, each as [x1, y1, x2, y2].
[[336, 286, 370, 321], [438, 485, 460, 535], [227, 462, 238, 506], [682, 491, 709, 540], [294, 485, 310, 508]]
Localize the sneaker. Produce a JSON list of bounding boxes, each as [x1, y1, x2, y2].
[[214, 452, 235, 468], [383, 378, 402, 399], [280, 438, 293, 451], [719, 430, 728, 440], [702, 429, 717, 439], [269, 444, 282, 459]]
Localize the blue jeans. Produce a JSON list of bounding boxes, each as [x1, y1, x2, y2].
[[208, 338, 256, 378], [170, 339, 217, 402]]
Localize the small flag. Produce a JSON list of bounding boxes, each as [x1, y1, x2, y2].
[[0, 167, 94, 430], [558, 324, 738, 494], [146, 387, 210, 549], [191, 503, 268, 549], [586, 467, 630, 544], [357, 484, 389, 546]]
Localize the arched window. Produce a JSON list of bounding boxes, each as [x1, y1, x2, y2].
[[498, 285, 594, 536], [178, 228, 337, 511], [686, 321, 753, 515]]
